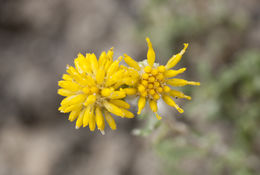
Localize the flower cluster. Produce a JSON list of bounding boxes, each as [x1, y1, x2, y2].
[[58, 37, 200, 134]]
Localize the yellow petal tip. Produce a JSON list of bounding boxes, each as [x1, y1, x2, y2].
[[192, 82, 200, 86], [155, 113, 162, 120], [112, 127, 117, 130], [178, 108, 184, 113], [186, 96, 192, 100], [100, 130, 105, 135]]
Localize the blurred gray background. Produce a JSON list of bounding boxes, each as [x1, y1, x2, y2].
[[0, 0, 260, 175]]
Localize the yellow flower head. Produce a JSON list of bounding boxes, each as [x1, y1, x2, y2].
[[58, 48, 137, 134], [124, 37, 200, 120]]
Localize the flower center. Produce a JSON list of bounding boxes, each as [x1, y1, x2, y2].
[[137, 65, 170, 100], [81, 82, 106, 107]]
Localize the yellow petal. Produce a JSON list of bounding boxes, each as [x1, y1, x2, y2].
[[167, 78, 200, 87], [127, 68, 139, 77], [169, 90, 191, 100], [103, 101, 125, 117], [105, 69, 125, 86], [96, 68, 105, 84], [124, 88, 137, 95], [75, 108, 86, 129], [74, 53, 88, 74], [165, 43, 189, 69], [82, 87, 90, 94], [68, 110, 80, 122], [61, 94, 85, 106], [137, 97, 146, 115], [62, 104, 82, 113], [110, 99, 130, 109], [121, 108, 134, 118], [90, 87, 99, 94], [85, 75, 96, 86], [84, 94, 96, 106], [89, 53, 98, 74], [107, 47, 114, 61], [101, 88, 114, 97], [146, 37, 156, 67], [109, 91, 126, 99], [155, 113, 162, 120], [105, 111, 117, 130], [150, 100, 162, 120], [71, 74, 88, 86], [123, 77, 138, 86], [106, 57, 122, 77], [58, 106, 66, 112], [162, 95, 184, 113], [66, 65, 79, 76], [84, 53, 93, 73], [123, 54, 141, 70], [62, 74, 73, 81], [89, 107, 96, 131], [149, 100, 158, 112], [95, 107, 105, 131], [164, 68, 186, 78], [57, 89, 74, 96], [59, 95, 76, 106], [104, 59, 112, 72], [83, 106, 91, 127], [98, 51, 107, 68], [103, 48, 114, 72], [58, 81, 80, 92]]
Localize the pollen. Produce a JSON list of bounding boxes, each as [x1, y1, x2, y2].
[[58, 48, 138, 134]]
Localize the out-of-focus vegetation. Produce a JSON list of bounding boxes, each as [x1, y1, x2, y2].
[[135, 0, 260, 174]]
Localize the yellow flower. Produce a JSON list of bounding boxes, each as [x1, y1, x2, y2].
[[58, 48, 137, 134], [124, 37, 200, 120]]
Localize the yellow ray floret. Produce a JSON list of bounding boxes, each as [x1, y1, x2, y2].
[[146, 37, 156, 67], [165, 43, 189, 69], [167, 78, 200, 86], [104, 111, 117, 130], [123, 37, 200, 119], [58, 48, 137, 134], [124, 54, 141, 71]]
